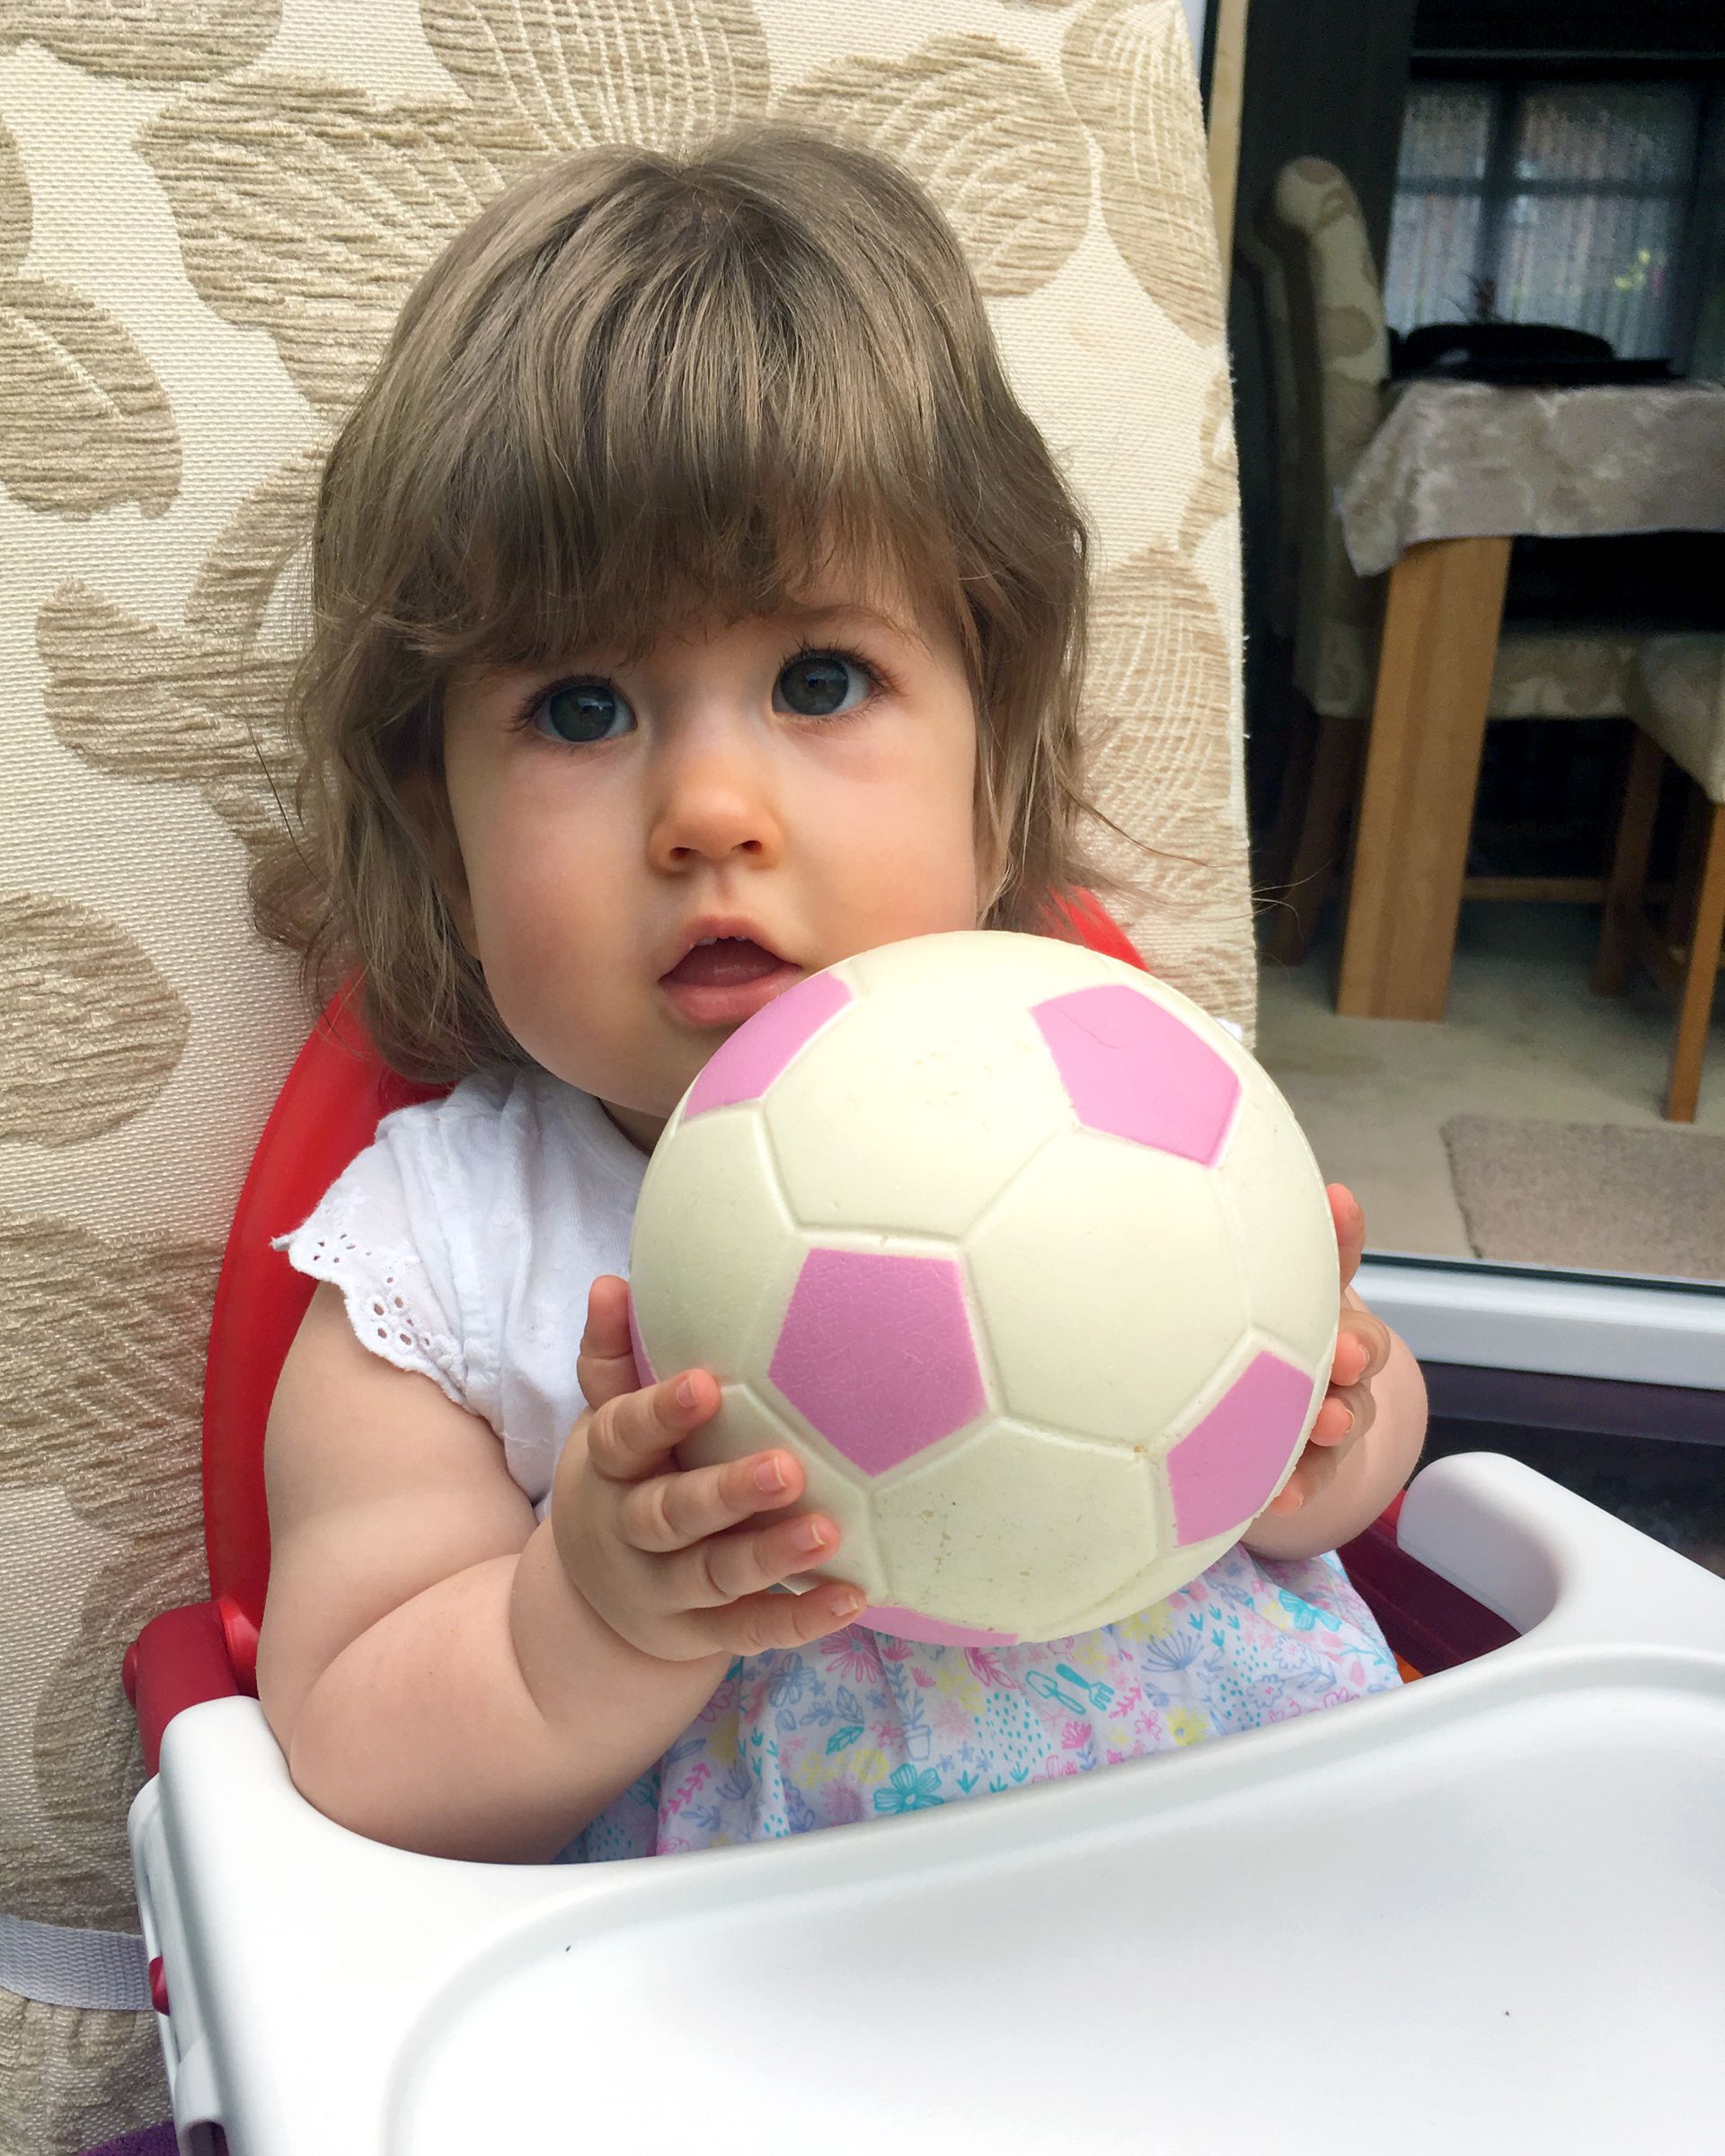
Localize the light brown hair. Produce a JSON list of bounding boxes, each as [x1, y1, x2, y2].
[[255, 125, 1144, 1082]]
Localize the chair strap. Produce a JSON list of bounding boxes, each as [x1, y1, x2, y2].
[[0, 1912, 149, 2011]]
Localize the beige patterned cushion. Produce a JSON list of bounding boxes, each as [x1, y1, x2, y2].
[[0, 5, 1241, 2143], [1486, 632, 1643, 722], [1259, 155, 1648, 725], [1632, 636, 1725, 803]]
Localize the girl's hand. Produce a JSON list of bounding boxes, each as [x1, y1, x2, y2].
[[1261, 1185, 1393, 1519], [548, 1276, 865, 1661]]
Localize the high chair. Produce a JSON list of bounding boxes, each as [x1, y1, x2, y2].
[[122, 902, 1725, 2155]]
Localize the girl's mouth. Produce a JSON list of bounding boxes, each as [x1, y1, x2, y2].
[[659, 938, 803, 1027]]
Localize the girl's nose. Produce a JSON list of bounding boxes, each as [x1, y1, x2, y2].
[[645, 728, 785, 871]]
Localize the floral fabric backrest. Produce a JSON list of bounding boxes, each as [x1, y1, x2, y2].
[[0, 4, 1246, 2144]]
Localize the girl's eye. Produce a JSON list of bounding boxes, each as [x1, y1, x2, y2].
[[530, 679, 634, 745], [774, 649, 876, 719]]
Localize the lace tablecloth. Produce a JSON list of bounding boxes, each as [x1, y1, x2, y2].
[[1339, 379, 1725, 579]]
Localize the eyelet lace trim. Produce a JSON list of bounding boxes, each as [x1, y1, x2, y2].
[[286, 1223, 468, 1399]]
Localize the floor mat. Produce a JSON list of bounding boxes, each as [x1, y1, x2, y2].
[[1441, 1115, 1725, 1281]]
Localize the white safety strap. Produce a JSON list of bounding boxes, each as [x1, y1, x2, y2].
[[0, 1913, 151, 2011]]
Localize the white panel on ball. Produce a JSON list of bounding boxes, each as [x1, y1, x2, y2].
[[763, 979, 1075, 1239], [1214, 1075, 1341, 1370], [843, 930, 1114, 1002], [625, 1108, 804, 1386], [871, 1420, 1163, 1640], [1055, 1520, 1243, 1639], [966, 1131, 1245, 1447]]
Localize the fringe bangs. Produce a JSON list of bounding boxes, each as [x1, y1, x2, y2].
[[358, 155, 979, 679]]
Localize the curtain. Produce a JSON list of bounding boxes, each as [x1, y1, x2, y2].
[[1385, 80, 1718, 365]]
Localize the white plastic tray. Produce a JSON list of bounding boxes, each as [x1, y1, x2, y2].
[[131, 1454, 1725, 2155]]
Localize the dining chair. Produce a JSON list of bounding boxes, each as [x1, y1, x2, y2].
[[1593, 636, 1725, 1122], [1245, 156, 1653, 968]]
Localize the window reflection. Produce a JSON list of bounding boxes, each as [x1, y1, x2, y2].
[[1384, 81, 1710, 362]]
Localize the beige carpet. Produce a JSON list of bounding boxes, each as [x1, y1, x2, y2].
[[1442, 1117, 1725, 1282]]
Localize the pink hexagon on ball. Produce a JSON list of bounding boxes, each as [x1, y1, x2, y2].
[[1167, 1350, 1314, 1544], [1031, 984, 1241, 1166], [684, 973, 854, 1118], [768, 1247, 986, 1475]]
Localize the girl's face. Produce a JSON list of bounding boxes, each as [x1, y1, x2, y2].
[[429, 575, 986, 1151]]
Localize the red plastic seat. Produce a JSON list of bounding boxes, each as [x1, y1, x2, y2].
[[124, 992, 443, 1767]]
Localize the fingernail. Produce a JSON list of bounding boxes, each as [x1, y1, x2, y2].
[[795, 1518, 829, 1554], [675, 1376, 697, 1409], [831, 1591, 864, 1618], [755, 1455, 785, 1493], [1340, 1408, 1355, 1436]]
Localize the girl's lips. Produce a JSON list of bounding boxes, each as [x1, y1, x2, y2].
[[662, 935, 784, 989], [658, 959, 804, 1028]]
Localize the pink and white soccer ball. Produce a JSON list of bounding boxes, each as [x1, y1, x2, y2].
[[627, 930, 1339, 1647]]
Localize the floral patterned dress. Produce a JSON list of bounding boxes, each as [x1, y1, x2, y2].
[[567, 1541, 1400, 1858]]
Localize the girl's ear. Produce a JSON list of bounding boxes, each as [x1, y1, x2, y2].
[[398, 770, 478, 954]]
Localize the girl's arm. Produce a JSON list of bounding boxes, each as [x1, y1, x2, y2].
[[257, 1283, 727, 1863]]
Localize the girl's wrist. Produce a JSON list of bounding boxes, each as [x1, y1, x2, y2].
[[509, 1518, 727, 1736]]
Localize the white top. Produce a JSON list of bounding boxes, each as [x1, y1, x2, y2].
[[279, 1067, 647, 1515]]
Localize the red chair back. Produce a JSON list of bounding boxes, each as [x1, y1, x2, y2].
[[200, 1000, 444, 1682]]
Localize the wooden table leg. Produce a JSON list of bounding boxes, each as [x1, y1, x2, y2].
[[1666, 799, 1725, 1124], [1335, 535, 1512, 1020]]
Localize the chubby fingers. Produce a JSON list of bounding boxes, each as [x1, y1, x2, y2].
[[1328, 1301, 1392, 1393], [1327, 1184, 1367, 1294], [677, 1510, 847, 1612], [1266, 1307, 1392, 1515], [1266, 1434, 1346, 1514], [619, 1448, 808, 1553], [585, 1365, 721, 1483], [697, 1577, 866, 1655], [1311, 1306, 1390, 1446], [577, 1276, 647, 1411], [1311, 1377, 1376, 1446]]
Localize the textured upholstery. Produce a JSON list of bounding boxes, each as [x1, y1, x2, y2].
[[1632, 637, 1725, 805], [1252, 155, 1644, 724], [0, 4, 1243, 2143]]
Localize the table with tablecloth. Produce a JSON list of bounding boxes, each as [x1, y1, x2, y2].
[[1331, 378, 1725, 1020]]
